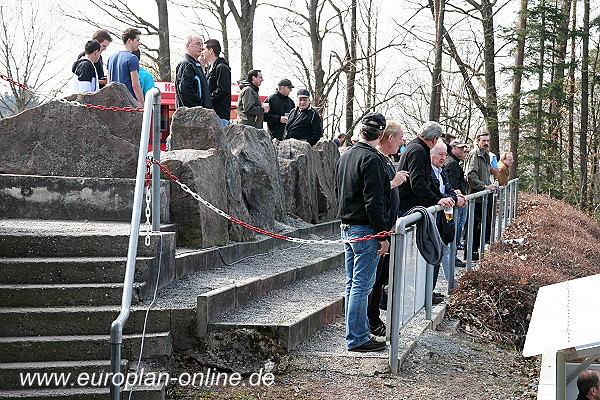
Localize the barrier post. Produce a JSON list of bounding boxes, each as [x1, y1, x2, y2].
[[448, 207, 458, 292], [497, 189, 505, 241], [480, 194, 489, 259], [151, 93, 162, 232], [490, 193, 498, 243], [388, 218, 406, 374], [465, 198, 475, 270], [425, 262, 433, 320]]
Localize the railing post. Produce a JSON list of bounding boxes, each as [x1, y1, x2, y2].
[[466, 199, 475, 270], [514, 180, 519, 218], [490, 193, 498, 243], [151, 92, 162, 232], [110, 87, 160, 400], [497, 189, 505, 241], [448, 207, 457, 292], [388, 218, 406, 374], [425, 262, 433, 320], [503, 184, 510, 229], [480, 194, 489, 259]]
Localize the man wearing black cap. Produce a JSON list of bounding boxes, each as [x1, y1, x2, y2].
[[335, 112, 390, 352], [283, 89, 323, 146], [264, 79, 296, 140]]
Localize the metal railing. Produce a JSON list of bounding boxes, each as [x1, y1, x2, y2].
[[110, 87, 161, 400], [387, 178, 519, 373]]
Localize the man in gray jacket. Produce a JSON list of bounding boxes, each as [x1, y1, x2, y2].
[[237, 69, 267, 128]]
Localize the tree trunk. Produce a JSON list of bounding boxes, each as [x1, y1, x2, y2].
[[217, 0, 229, 59], [480, 0, 500, 155], [227, 0, 257, 80], [508, 0, 527, 180], [580, 0, 589, 210], [155, 0, 171, 81], [567, 0, 577, 174], [308, 0, 326, 109], [429, 0, 445, 122], [345, 0, 357, 136], [534, 6, 546, 194]]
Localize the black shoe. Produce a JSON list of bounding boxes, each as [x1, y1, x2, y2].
[[370, 322, 386, 337], [472, 252, 479, 261], [348, 337, 387, 352], [433, 292, 444, 298], [455, 259, 466, 267], [432, 296, 444, 304]]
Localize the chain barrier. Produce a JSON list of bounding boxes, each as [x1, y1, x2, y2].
[[147, 158, 394, 245], [0, 73, 144, 113]]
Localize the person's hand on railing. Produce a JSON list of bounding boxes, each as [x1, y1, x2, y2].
[[456, 194, 467, 208], [377, 239, 390, 256], [485, 182, 499, 192], [438, 197, 455, 209]]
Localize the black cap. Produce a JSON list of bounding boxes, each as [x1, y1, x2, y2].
[[361, 112, 386, 130], [278, 78, 294, 88], [297, 88, 310, 98]]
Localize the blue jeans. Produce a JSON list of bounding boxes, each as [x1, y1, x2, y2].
[[220, 119, 229, 127], [456, 206, 468, 247], [341, 225, 380, 349]]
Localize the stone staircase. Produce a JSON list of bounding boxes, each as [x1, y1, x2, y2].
[[0, 173, 349, 398]]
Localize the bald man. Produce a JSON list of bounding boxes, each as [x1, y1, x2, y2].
[[577, 370, 600, 400], [175, 34, 212, 109]]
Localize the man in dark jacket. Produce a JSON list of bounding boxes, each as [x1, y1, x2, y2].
[[237, 69, 266, 128], [203, 39, 231, 126], [335, 112, 390, 353], [264, 79, 295, 140], [175, 35, 212, 109], [444, 139, 469, 250], [396, 121, 455, 215], [284, 89, 322, 146]]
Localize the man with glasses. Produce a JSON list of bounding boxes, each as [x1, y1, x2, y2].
[[237, 69, 267, 128], [175, 35, 212, 109]]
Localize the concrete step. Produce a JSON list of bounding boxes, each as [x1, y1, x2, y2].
[[0, 360, 126, 390], [0, 384, 165, 400], [0, 219, 174, 257], [0, 307, 172, 337], [208, 266, 345, 351], [0, 283, 145, 308], [0, 332, 172, 363], [0, 257, 152, 285], [0, 173, 170, 224]]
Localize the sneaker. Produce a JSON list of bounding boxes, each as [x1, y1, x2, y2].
[[348, 337, 387, 352], [455, 259, 466, 268], [370, 322, 386, 337]]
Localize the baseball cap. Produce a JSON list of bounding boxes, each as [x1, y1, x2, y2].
[[297, 88, 310, 98], [450, 139, 469, 149], [278, 78, 294, 88], [361, 112, 386, 130]]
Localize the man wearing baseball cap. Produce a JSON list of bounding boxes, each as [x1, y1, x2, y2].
[[264, 78, 296, 140], [283, 89, 323, 146], [335, 112, 391, 352], [445, 139, 469, 255]]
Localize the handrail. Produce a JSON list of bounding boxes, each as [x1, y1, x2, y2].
[[388, 178, 519, 373], [110, 87, 161, 400]]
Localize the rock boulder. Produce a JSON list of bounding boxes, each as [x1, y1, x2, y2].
[[161, 149, 229, 248], [0, 82, 143, 178]]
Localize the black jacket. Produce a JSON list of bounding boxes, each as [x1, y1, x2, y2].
[[383, 155, 400, 230], [77, 53, 105, 87], [175, 54, 212, 109], [264, 91, 295, 140], [284, 107, 323, 146], [397, 137, 443, 210], [206, 57, 231, 120], [335, 141, 390, 237], [444, 152, 467, 194]]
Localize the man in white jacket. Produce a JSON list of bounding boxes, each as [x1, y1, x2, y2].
[[71, 41, 101, 94]]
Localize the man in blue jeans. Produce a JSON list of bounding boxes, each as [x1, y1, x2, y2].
[[335, 112, 390, 352]]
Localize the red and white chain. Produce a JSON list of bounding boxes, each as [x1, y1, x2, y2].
[[149, 158, 394, 245], [0, 73, 144, 113]]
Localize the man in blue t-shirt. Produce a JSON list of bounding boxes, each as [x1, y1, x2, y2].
[[107, 28, 144, 104]]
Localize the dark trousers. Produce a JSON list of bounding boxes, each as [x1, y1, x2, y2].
[[471, 195, 493, 255], [367, 252, 389, 327]]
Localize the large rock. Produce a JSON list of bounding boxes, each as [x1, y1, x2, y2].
[[276, 139, 319, 223], [170, 108, 253, 242], [313, 140, 340, 221], [0, 82, 143, 178], [161, 149, 229, 248], [225, 124, 286, 230], [275, 139, 339, 223]]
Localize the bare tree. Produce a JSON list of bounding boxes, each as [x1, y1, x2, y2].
[[580, 0, 590, 210], [175, 0, 231, 59], [60, 0, 172, 81], [227, 0, 258, 80], [428, 0, 445, 121], [508, 0, 527, 180], [0, 0, 58, 116]]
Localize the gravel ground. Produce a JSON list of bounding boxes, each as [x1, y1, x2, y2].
[[167, 317, 540, 400], [140, 236, 344, 309]]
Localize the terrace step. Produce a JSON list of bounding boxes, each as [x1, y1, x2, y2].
[[0, 283, 145, 308], [0, 257, 152, 285], [0, 384, 165, 400]]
